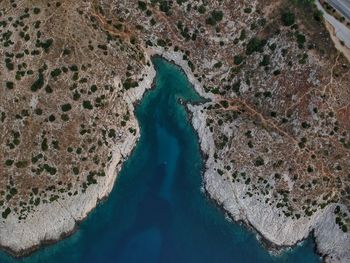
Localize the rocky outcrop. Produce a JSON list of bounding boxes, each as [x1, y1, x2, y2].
[[188, 103, 350, 263], [2, 0, 349, 261], [0, 44, 207, 258], [0, 54, 156, 257], [1, 47, 348, 262]]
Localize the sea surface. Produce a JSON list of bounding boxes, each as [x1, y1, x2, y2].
[[0, 57, 321, 263]]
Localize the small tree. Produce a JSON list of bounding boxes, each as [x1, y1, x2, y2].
[[138, 1, 147, 11], [61, 103, 72, 112], [234, 55, 243, 65], [281, 11, 295, 26]]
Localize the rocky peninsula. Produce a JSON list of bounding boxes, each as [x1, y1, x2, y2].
[[0, 0, 349, 261]]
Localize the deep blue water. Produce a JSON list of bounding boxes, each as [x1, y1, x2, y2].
[[0, 58, 321, 263]]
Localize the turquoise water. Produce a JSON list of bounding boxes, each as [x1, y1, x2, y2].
[[0, 57, 321, 263]]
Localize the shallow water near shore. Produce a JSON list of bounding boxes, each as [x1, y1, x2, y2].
[[0, 57, 321, 263]]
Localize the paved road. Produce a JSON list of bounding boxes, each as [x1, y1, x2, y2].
[[317, 1, 350, 48], [328, 0, 350, 22]]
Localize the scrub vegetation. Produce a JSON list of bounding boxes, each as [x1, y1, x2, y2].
[[0, 0, 349, 248]]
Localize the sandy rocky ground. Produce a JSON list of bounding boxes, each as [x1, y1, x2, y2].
[[0, 0, 350, 262]]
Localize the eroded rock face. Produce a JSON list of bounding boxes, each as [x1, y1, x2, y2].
[[0, 0, 154, 255], [0, 0, 349, 260]]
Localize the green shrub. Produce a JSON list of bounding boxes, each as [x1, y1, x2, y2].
[[61, 114, 69, 121], [45, 85, 53, 93], [269, 43, 277, 51], [40, 38, 53, 52], [260, 55, 270, 66], [281, 11, 295, 26], [15, 160, 29, 168], [73, 167, 79, 175], [220, 100, 229, 108], [214, 61, 222, 68], [211, 10, 223, 21], [31, 73, 44, 92], [50, 195, 59, 202], [97, 44, 107, 50], [31, 154, 43, 164], [61, 103, 72, 112], [138, 1, 147, 11], [32, 188, 39, 195], [205, 17, 216, 26], [87, 172, 97, 185], [273, 69, 281, 75], [274, 173, 281, 179], [90, 85, 97, 92], [313, 10, 323, 22], [48, 114, 56, 122], [63, 49, 71, 55], [307, 165, 314, 173], [2, 207, 11, 219], [198, 5, 206, 14], [51, 68, 62, 78], [217, 169, 224, 176], [206, 10, 224, 26], [5, 159, 14, 166], [41, 138, 48, 151], [73, 91, 80, 100], [246, 37, 266, 55], [69, 65, 79, 71], [254, 156, 265, 166], [296, 33, 306, 47], [33, 7, 41, 14], [150, 18, 156, 26], [232, 80, 241, 94], [156, 39, 166, 47], [159, 1, 171, 14], [234, 55, 243, 65], [239, 29, 246, 41], [34, 198, 40, 206], [123, 78, 138, 89], [9, 188, 17, 196], [44, 164, 57, 175], [5, 81, 14, 89], [83, 100, 93, 110], [5, 61, 14, 71], [244, 7, 252, 14], [301, 121, 310, 129], [34, 108, 43, 115]]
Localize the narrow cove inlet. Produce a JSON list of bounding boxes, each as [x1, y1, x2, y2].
[[0, 58, 321, 263]]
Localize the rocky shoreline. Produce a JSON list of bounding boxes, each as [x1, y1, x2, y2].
[[0, 52, 157, 258], [154, 46, 350, 263], [188, 102, 350, 263], [153, 51, 349, 262], [146, 50, 350, 262], [0, 48, 203, 259], [1, 49, 349, 262]]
